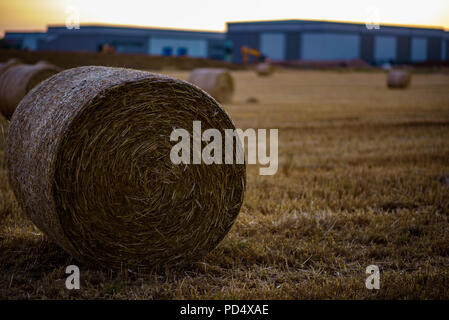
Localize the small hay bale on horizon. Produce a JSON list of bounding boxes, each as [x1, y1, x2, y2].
[[246, 97, 259, 104], [188, 68, 234, 104], [6, 66, 246, 271], [255, 62, 275, 76], [0, 61, 61, 119], [387, 69, 411, 89]]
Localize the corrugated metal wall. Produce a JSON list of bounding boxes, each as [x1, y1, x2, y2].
[[301, 32, 360, 60], [227, 31, 259, 63], [396, 36, 411, 64], [148, 37, 208, 57], [39, 34, 148, 53], [411, 37, 427, 62], [6, 21, 449, 64], [226, 21, 449, 64], [446, 40, 449, 61], [374, 35, 397, 64], [442, 40, 447, 61], [260, 33, 286, 61], [22, 37, 40, 50], [427, 37, 442, 61]]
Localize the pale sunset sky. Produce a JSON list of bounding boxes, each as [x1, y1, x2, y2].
[[1, 0, 449, 37]]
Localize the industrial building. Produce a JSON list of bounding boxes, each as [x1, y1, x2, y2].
[[4, 25, 228, 60], [227, 20, 449, 65], [3, 20, 449, 65]]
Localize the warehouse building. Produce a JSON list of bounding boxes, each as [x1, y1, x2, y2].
[[4, 25, 228, 60], [3, 32, 49, 51], [3, 20, 449, 65], [227, 20, 449, 65]]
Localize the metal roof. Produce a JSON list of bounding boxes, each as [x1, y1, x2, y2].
[[46, 25, 225, 40], [227, 19, 448, 37]]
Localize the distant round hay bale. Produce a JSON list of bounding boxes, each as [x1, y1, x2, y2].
[[387, 70, 411, 89], [188, 68, 234, 103], [34, 60, 55, 67], [255, 62, 274, 76], [246, 97, 259, 104], [6, 66, 246, 271], [0, 58, 21, 77], [0, 61, 61, 119]]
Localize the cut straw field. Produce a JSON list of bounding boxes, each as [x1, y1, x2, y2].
[[1, 68, 448, 299]]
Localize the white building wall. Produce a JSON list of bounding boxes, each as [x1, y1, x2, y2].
[[115, 44, 145, 54], [148, 37, 208, 58], [260, 33, 286, 61], [22, 37, 39, 50], [374, 36, 397, 64], [301, 32, 360, 61], [411, 37, 427, 62]]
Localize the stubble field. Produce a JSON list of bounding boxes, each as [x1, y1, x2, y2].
[[0, 68, 448, 299]]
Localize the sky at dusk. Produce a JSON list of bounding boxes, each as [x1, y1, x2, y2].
[[1, 0, 449, 37]]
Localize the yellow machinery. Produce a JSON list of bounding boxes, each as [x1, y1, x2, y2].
[[240, 46, 267, 64], [101, 44, 116, 54]]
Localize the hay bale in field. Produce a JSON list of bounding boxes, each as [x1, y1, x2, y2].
[[0, 58, 21, 76], [0, 61, 61, 119], [387, 69, 411, 89], [246, 97, 259, 104], [255, 62, 274, 76], [34, 60, 56, 67], [188, 68, 234, 103], [6, 66, 246, 271]]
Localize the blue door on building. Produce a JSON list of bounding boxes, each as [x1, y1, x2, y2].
[[177, 47, 188, 56], [162, 46, 173, 56]]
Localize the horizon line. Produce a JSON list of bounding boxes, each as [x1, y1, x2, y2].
[[3, 18, 449, 35], [226, 18, 449, 31]]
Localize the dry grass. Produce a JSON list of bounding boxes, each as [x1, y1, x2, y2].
[[1, 68, 449, 299]]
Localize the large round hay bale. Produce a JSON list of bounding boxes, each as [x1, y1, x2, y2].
[[0, 61, 61, 119], [6, 66, 246, 271], [256, 62, 275, 76], [387, 69, 411, 89], [188, 68, 234, 104]]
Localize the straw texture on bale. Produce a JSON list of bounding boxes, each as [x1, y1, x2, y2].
[[6, 66, 246, 271], [256, 62, 275, 76], [387, 70, 411, 89], [188, 68, 234, 103], [0, 61, 61, 119]]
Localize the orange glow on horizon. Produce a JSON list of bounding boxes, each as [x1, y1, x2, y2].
[[1, 0, 448, 37]]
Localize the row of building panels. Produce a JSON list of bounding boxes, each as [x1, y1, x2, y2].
[[227, 20, 449, 64], [238, 31, 446, 64], [4, 26, 228, 60], [3, 20, 449, 64]]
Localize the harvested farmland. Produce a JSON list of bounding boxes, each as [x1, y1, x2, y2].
[[1, 69, 448, 299]]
